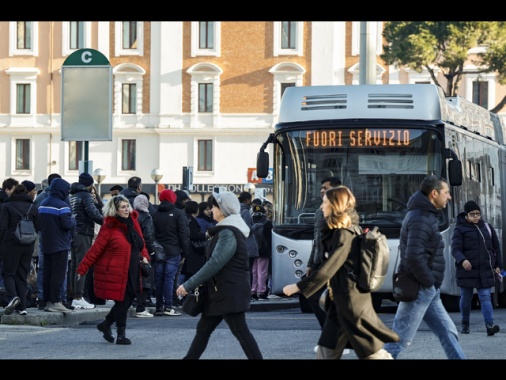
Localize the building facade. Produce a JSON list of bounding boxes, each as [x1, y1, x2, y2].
[[0, 21, 504, 202]]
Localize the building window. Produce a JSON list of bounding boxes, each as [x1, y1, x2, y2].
[[281, 83, 295, 99], [69, 21, 84, 49], [123, 21, 137, 49], [9, 21, 38, 56], [199, 22, 214, 49], [16, 84, 30, 114], [16, 22, 31, 49], [473, 80, 488, 109], [69, 141, 84, 171], [191, 21, 221, 57], [122, 83, 137, 114], [122, 139, 136, 171], [16, 139, 30, 170], [273, 21, 303, 57], [114, 21, 143, 56], [198, 140, 213, 171], [198, 83, 213, 113]]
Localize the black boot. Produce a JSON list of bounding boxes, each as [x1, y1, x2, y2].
[[486, 323, 500, 336], [97, 319, 114, 343], [461, 322, 470, 334], [116, 326, 131, 345]]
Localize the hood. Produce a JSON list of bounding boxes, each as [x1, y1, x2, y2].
[[216, 214, 250, 238], [49, 178, 71, 200], [175, 190, 190, 209], [133, 194, 150, 213], [69, 182, 89, 195], [406, 190, 439, 215]]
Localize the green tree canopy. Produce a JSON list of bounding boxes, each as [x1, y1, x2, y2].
[[381, 21, 506, 113]]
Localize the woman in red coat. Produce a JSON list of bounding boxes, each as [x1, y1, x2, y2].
[[77, 194, 150, 345]]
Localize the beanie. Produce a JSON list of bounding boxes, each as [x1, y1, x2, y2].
[[212, 191, 240, 217], [464, 201, 481, 214], [79, 172, 94, 187], [22, 180, 36, 192], [159, 189, 177, 204], [251, 205, 266, 214]]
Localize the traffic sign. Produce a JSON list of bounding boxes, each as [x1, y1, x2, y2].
[[61, 48, 112, 141]]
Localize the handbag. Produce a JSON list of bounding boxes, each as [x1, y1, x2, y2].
[[182, 285, 205, 317], [392, 272, 419, 302], [153, 241, 166, 262], [140, 255, 152, 277], [318, 281, 333, 312]]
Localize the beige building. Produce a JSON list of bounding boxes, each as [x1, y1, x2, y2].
[[0, 21, 504, 202]]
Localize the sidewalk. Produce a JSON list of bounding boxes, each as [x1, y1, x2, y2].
[[0, 295, 300, 327]]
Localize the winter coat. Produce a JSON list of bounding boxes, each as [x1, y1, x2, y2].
[[451, 213, 503, 289], [0, 193, 39, 255], [152, 200, 190, 258], [77, 211, 149, 301], [397, 190, 445, 288], [69, 182, 103, 237], [182, 214, 251, 316], [183, 212, 207, 275], [196, 214, 216, 233], [137, 211, 156, 255], [308, 207, 325, 270], [240, 202, 258, 258], [297, 222, 399, 358], [38, 178, 76, 254], [120, 187, 140, 207]]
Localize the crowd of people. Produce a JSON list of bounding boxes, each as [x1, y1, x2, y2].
[[1, 171, 501, 359]]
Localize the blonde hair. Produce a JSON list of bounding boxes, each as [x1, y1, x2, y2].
[[324, 186, 357, 229], [103, 194, 132, 217]]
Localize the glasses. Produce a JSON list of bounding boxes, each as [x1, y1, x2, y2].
[[468, 212, 481, 217]]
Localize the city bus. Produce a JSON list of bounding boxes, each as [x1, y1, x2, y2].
[[256, 84, 506, 311]]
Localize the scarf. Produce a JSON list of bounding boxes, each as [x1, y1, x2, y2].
[[116, 215, 144, 252]]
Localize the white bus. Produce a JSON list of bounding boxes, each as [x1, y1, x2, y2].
[[256, 84, 506, 311]]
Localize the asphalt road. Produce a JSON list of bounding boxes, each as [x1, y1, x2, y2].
[[0, 303, 504, 362]]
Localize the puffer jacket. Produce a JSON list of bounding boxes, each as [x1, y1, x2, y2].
[[451, 213, 503, 289], [69, 182, 103, 236], [397, 190, 445, 288], [77, 211, 149, 301], [0, 193, 39, 246], [152, 200, 190, 258], [38, 178, 76, 254]]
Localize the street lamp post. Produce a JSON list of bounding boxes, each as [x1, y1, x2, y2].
[[151, 168, 164, 205], [93, 168, 106, 198]]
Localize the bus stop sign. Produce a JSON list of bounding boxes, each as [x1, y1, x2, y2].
[[61, 48, 112, 141]]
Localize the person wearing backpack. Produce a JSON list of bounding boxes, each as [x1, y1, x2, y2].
[[0, 183, 39, 315], [283, 186, 399, 359], [250, 205, 272, 300]]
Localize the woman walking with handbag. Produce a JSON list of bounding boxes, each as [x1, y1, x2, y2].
[[283, 186, 399, 359], [77, 194, 150, 344], [176, 191, 263, 359]]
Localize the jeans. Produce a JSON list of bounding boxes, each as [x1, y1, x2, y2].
[[384, 286, 466, 359], [460, 287, 495, 325], [183, 312, 263, 359], [36, 248, 69, 303], [154, 255, 180, 309]]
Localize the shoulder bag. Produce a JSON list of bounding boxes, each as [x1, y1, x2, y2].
[[182, 285, 206, 317]]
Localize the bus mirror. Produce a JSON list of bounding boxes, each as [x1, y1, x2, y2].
[[256, 151, 269, 178], [448, 160, 463, 186]]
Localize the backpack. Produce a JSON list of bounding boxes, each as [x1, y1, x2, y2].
[[12, 204, 37, 245], [346, 226, 390, 292]]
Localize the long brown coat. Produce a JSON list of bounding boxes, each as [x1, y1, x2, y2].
[[297, 223, 399, 358]]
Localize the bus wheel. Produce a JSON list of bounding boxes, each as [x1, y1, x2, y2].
[[441, 294, 460, 312]]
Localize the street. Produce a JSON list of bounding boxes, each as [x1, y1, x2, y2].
[[0, 304, 505, 360]]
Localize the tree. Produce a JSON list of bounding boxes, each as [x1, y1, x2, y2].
[[381, 21, 506, 113]]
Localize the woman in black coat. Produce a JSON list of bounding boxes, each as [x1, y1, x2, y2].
[[283, 186, 399, 359], [451, 200, 502, 335]]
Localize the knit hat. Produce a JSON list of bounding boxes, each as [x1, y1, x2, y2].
[[109, 184, 123, 192], [212, 191, 240, 217], [464, 201, 481, 214], [22, 180, 36, 192], [79, 172, 94, 187], [159, 189, 177, 204], [251, 205, 266, 214]]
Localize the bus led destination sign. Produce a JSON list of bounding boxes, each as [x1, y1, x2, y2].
[[306, 129, 411, 148]]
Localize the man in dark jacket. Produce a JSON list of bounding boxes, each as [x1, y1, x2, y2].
[[384, 175, 465, 359], [38, 178, 76, 314], [0, 177, 19, 288], [69, 172, 103, 309], [152, 189, 190, 316], [120, 176, 142, 206]]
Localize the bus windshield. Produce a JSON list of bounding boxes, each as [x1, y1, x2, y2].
[[273, 126, 444, 228]]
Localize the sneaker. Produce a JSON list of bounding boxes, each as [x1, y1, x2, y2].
[[461, 322, 470, 334], [16, 310, 27, 316], [135, 310, 154, 318], [45, 302, 73, 314], [62, 301, 75, 310], [251, 294, 259, 301], [4, 296, 21, 315], [258, 293, 268, 301], [71, 298, 95, 310], [486, 323, 500, 336], [154, 309, 164, 316], [163, 307, 181, 316]]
